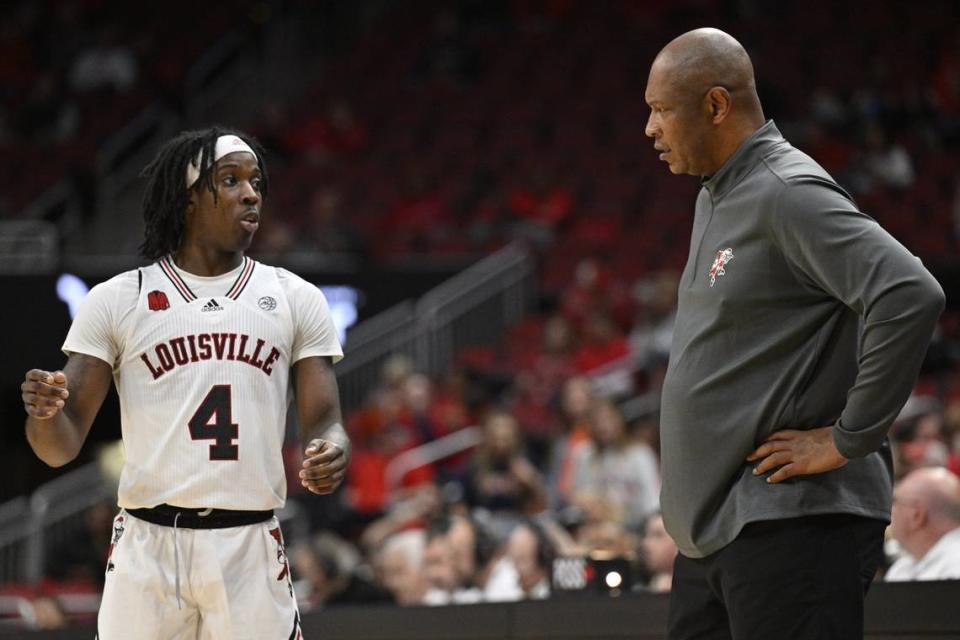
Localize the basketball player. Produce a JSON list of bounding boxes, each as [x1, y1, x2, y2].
[[647, 29, 944, 639], [21, 127, 349, 639]]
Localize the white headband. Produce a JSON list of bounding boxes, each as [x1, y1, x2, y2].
[[185, 135, 258, 188]]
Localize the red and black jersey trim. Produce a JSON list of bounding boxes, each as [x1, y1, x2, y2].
[[225, 257, 255, 300], [288, 611, 302, 640], [159, 256, 197, 302], [158, 256, 255, 302]]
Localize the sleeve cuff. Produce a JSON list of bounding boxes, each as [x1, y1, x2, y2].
[[61, 345, 114, 369], [832, 418, 886, 459], [292, 350, 344, 365]]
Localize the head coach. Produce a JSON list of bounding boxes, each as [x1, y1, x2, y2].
[[645, 27, 945, 639]]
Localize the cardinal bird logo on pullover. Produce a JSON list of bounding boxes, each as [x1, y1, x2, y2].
[[709, 248, 734, 287]]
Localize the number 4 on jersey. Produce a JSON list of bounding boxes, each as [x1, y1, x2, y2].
[[189, 385, 239, 460]]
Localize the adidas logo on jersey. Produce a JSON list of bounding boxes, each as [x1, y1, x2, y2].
[[201, 299, 224, 313]]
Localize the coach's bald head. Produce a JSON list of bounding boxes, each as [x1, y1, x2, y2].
[[645, 28, 765, 177], [655, 28, 760, 106]]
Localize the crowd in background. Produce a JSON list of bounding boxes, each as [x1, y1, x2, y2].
[[0, 0, 258, 218], [3, 0, 960, 630], [11, 258, 960, 628]]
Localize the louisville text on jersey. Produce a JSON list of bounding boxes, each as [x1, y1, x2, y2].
[[138, 333, 282, 380]]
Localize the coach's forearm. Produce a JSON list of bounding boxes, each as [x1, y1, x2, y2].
[[25, 412, 87, 467], [834, 272, 945, 458]]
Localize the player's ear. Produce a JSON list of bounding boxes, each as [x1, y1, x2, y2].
[[185, 190, 198, 216], [706, 86, 732, 124]]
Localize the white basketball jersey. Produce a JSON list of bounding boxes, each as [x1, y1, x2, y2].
[[64, 256, 341, 511], [119, 256, 294, 510]]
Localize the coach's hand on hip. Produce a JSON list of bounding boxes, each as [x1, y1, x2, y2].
[[300, 439, 347, 495], [22, 370, 69, 419], [746, 426, 848, 483]]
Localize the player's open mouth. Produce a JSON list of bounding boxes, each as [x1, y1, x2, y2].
[[240, 212, 260, 233]]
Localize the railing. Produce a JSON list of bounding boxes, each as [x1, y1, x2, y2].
[[0, 464, 115, 586], [182, 32, 249, 122], [0, 499, 30, 585], [24, 465, 116, 586], [95, 105, 177, 207], [335, 243, 536, 413], [335, 301, 419, 412], [0, 461, 308, 589], [385, 427, 483, 495], [416, 244, 535, 377]]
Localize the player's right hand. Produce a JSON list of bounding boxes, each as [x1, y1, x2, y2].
[[22, 370, 69, 420]]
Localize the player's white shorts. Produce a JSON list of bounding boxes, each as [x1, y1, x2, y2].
[[97, 510, 303, 640]]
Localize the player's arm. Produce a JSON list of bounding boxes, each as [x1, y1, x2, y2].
[[293, 355, 350, 495], [23, 353, 113, 467]]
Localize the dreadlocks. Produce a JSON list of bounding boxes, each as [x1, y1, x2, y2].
[[139, 126, 270, 260]]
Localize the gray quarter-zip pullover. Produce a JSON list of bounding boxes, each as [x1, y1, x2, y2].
[[659, 121, 945, 558]]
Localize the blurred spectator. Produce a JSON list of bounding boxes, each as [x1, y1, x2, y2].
[[852, 125, 915, 193], [360, 485, 443, 553], [510, 314, 577, 461], [572, 310, 630, 375], [891, 397, 949, 480], [459, 412, 548, 531], [809, 87, 847, 129], [629, 270, 679, 371], [292, 536, 392, 609], [344, 358, 437, 521], [640, 513, 677, 593], [345, 423, 436, 522], [570, 399, 659, 530], [422, 518, 483, 605], [560, 259, 632, 331], [886, 467, 960, 581], [443, 514, 500, 595], [548, 376, 595, 508], [403, 373, 445, 445], [575, 519, 636, 560], [447, 514, 478, 575], [505, 521, 553, 600], [944, 398, 960, 477], [25, 596, 68, 630], [375, 530, 429, 605]]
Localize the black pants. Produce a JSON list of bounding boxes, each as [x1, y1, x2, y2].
[[667, 514, 887, 640]]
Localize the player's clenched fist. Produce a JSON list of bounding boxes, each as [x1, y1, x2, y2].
[[299, 438, 348, 495], [22, 370, 69, 419]]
